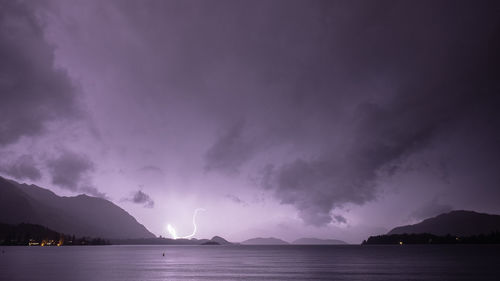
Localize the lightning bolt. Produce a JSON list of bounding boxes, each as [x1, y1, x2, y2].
[[167, 208, 205, 239]]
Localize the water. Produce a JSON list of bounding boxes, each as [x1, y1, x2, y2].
[[1, 245, 499, 281]]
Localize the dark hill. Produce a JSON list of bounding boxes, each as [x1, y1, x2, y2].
[[388, 210, 500, 236], [0, 176, 155, 239], [211, 235, 231, 245], [241, 237, 289, 245]]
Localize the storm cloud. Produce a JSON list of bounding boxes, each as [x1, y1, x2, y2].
[[0, 155, 41, 181], [225, 194, 247, 206], [205, 120, 256, 174], [0, 0, 79, 145], [46, 150, 104, 197], [333, 215, 347, 224], [125, 190, 155, 208], [200, 1, 500, 226], [410, 198, 453, 221]]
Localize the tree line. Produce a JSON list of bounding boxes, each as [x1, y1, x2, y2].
[[363, 232, 500, 245], [0, 223, 110, 246]]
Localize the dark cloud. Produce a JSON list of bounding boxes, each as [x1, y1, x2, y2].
[[205, 120, 256, 174], [0, 0, 79, 145], [410, 198, 453, 221], [201, 1, 500, 226], [268, 158, 376, 226], [333, 215, 347, 224], [225, 194, 247, 206], [125, 190, 154, 208], [0, 155, 41, 181], [139, 165, 164, 174], [46, 150, 97, 192]]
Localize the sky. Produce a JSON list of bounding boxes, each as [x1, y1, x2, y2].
[[1, 0, 499, 244]]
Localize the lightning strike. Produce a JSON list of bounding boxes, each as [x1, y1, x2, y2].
[[167, 208, 205, 239]]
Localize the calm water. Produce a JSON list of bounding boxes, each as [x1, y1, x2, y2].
[[1, 245, 499, 281]]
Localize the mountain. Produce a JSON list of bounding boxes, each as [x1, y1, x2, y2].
[[292, 238, 347, 245], [211, 235, 231, 245], [0, 176, 155, 239], [241, 237, 289, 245], [388, 210, 500, 236]]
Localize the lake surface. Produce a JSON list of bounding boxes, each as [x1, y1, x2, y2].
[[1, 245, 499, 280]]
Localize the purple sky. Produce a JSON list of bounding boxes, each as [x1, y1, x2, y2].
[[1, 0, 500, 243]]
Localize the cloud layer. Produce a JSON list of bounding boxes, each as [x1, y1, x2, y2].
[[0, 0, 79, 145], [200, 1, 500, 225]]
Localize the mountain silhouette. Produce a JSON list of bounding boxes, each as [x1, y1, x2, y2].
[[388, 210, 500, 236], [0, 176, 154, 239], [241, 237, 289, 245], [211, 235, 231, 245]]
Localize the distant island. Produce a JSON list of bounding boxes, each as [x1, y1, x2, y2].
[[241, 237, 289, 245], [363, 210, 500, 244], [239, 237, 347, 245]]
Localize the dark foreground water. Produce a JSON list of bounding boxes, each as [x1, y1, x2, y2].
[[1, 245, 499, 281]]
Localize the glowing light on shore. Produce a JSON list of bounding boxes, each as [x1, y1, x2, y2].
[[167, 208, 205, 239]]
